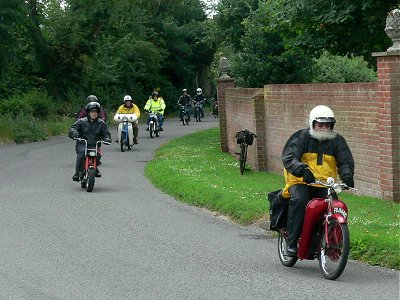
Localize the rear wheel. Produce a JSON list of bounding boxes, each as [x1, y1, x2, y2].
[[278, 229, 298, 267], [87, 168, 95, 192], [185, 115, 189, 125], [319, 220, 350, 280], [239, 144, 247, 175]]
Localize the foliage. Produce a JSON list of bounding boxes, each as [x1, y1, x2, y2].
[[0, 0, 216, 114], [146, 128, 399, 269], [212, 0, 396, 86], [13, 114, 47, 144], [230, 4, 312, 86], [311, 50, 377, 83], [276, 0, 399, 65], [0, 89, 53, 119]]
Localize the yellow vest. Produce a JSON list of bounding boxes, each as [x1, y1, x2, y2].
[[144, 98, 166, 115]]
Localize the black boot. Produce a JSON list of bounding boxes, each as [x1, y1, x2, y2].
[[72, 174, 79, 182], [95, 169, 101, 177]]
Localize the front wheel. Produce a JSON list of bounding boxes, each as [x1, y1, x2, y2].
[[87, 168, 95, 192], [80, 172, 87, 189], [120, 132, 125, 152], [239, 143, 247, 175], [150, 123, 154, 138], [278, 229, 298, 267], [319, 220, 350, 280]]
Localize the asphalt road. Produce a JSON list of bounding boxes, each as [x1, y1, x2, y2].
[[0, 114, 398, 299]]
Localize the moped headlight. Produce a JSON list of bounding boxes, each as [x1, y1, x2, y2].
[[333, 183, 342, 193], [88, 151, 97, 157]]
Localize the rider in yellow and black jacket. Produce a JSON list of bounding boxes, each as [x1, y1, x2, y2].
[[144, 91, 166, 130], [281, 105, 354, 257]]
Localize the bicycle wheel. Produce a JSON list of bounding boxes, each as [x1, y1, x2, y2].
[[239, 144, 247, 175], [319, 220, 350, 280], [87, 168, 95, 192], [278, 229, 298, 267]]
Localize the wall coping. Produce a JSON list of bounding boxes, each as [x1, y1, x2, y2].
[[372, 50, 400, 57]]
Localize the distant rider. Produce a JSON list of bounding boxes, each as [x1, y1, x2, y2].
[[76, 95, 107, 122], [177, 88, 192, 121], [69, 102, 111, 181], [144, 91, 166, 131], [193, 88, 205, 118], [116, 95, 140, 144]]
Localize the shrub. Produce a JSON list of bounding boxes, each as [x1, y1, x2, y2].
[[13, 114, 47, 144], [312, 50, 377, 83], [0, 89, 54, 119]]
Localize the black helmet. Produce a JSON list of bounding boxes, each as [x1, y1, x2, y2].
[[86, 101, 101, 113], [87, 95, 98, 103], [152, 91, 158, 97]]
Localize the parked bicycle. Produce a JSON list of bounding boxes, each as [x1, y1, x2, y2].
[[235, 129, 257, 175]]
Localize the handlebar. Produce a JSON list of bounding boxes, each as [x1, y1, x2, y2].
[[312, 178, 356, 193], [74, 138, 111, 145]]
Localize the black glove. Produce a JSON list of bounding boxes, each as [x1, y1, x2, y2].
[[72, 133, 79, 139], [342, 177, 354, 188], [302, 168, 315, 184]]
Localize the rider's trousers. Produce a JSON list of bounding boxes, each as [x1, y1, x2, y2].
[[287, 184, 327, 249]]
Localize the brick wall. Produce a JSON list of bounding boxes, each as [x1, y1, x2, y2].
[[217, 51, 399, 201]]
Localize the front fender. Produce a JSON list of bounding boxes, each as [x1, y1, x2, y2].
[[330, 214, 347, 224]]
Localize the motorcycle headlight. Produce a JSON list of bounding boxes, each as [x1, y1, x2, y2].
[[333, 183, 342, 193]]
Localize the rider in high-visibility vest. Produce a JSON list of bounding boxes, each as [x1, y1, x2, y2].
[[144, 91, 166, 130]]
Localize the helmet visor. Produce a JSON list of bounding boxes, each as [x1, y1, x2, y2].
[[315, 117, 336, 123]]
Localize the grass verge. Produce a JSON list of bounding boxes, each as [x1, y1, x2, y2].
[[145, 127, 399, 270]]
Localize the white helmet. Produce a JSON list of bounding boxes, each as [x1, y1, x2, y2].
[[309, 105, 336, 130], [196, 88, 202, 94], [123, 95, 132, 102]]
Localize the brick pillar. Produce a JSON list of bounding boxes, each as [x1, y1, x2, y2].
[[216, 77, 235, 152], [373, 50, 400, 201], [253, 93, 267, 171]]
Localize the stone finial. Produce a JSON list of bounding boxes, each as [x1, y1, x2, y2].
[[385, 9, 400, 52], [218, 57, 230, 79]]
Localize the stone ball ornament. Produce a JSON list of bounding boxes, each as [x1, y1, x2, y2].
[[385, 9, 400, 52]]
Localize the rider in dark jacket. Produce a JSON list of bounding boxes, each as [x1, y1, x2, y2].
[[177, 89, 192, 121], [69, 102, 111, 181], [281, 105, 354, 257]]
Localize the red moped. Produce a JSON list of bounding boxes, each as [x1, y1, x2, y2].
[[74, 138, 110, 192], [278, 177, 355, 280]]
